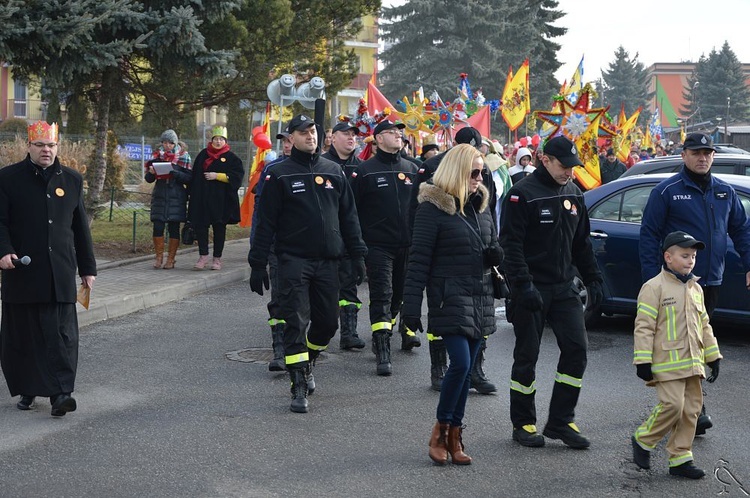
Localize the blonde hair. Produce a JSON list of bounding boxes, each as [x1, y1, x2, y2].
[[432, 144, 482, 215]]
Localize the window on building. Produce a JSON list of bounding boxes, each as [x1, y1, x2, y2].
[[13, 80, 27, 118]]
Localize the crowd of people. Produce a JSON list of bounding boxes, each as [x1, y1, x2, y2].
[[1, 118, 739, 482], [245, 112, 736, 479]]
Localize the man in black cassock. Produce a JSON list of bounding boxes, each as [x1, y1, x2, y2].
[[0, 121, 97, 417]]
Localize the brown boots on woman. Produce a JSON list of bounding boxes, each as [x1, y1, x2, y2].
[[154, 237, 180, 269], [429, 422, 472, 465]]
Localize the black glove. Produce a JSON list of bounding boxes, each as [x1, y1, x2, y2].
[[706, 359, 720, 383], [636, 363, 653, 382], [402, 316, 423, 334], [586, 280, 603, 310], [354, 257, 366, 286], [249, 266, 269, 296], [483, 246, 504, 267], [516, 282, 543, 311]]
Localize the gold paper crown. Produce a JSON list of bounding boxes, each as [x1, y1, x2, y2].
[[211, 125, 228, 140], [28, 121, 58, 143]]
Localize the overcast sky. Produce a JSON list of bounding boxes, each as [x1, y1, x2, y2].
[[380, 0, 750, 84]]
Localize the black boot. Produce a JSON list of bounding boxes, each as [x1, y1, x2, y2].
[[289, 367, 309, 413], [268, 323, 286, 372], [429, 339, 447, 391], [470, 337, 497, 394], [306, 351, 318, 395], [339, 305, 365, 350], [695, 403, 713, 436], [399, 317, 421, 351], [373, 331, 392, 376]]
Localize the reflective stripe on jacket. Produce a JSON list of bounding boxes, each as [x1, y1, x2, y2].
[[634, 268, 722, 384]]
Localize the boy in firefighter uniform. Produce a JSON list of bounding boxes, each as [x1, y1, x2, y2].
[[632, 231, 722, 479]]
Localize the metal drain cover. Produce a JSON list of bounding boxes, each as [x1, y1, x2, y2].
[[225, 348, 328, 365], [225, 348, 274, 364]]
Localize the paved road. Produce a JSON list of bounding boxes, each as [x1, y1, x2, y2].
[[1, 281, 748, 497]]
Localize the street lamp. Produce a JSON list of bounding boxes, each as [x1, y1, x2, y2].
[[725, 97, 730, 141], [690, 81, 700, 131]]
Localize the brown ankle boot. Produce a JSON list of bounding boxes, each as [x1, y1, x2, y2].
[[163, 238, 180, 269], [428, 421, 449, 465], [447, 425, 472, 465], [152, 236, 165, 269]]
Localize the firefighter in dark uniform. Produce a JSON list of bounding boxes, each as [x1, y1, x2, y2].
[[322, 121, 366, 350], [499, 135, 603, 449], [408, 127, 498, 394], [248, 114, 367, 413], [350, 119, 418, 376]]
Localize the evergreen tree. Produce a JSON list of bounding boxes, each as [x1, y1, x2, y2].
[[600, 46, 652, 123], [682, 42, 750, 126], [0, 1, 237, 220], [379, 0, 565, 135]]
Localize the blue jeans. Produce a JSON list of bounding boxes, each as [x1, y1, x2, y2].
[[436, 335, 481, 426]]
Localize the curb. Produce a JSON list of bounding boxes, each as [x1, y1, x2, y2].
[[96, 239, 247, 270]]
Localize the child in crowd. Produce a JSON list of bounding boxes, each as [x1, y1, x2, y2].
[[631, 231, 722, 479]]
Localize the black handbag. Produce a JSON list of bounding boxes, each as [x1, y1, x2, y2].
[[181, 222, 195, 245], [491, 266, 510, 300]]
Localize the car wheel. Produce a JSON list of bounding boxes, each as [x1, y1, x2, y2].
[[573, 276, 602, 327]]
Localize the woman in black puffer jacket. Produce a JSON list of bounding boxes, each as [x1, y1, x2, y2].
[[402, 144, 502, 466], [145, 129, 192, 269]]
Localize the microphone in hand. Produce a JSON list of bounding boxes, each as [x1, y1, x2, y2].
[[11, 256, 31, 267]]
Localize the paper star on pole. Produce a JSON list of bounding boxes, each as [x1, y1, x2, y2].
[[535, 83, 605, 141], [536, 88, 601, 141], [394, 95, 434, 136]]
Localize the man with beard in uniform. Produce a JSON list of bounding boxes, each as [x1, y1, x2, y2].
[[0, 121, 97, 416], [408, 127, 499, 394], [249, 114, 367, 413], [499, 135, 603, 449], [350, 119, 418, 376], [322, 121, 367, 350]]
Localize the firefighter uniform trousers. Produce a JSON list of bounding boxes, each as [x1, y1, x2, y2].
[[338, 254, 361, 309], [276, 253, 340, 366], [366, 245, 408, 333], [266, 249, 285, 329], [509, 281, 587, 428], [634, 376, 702, 467]]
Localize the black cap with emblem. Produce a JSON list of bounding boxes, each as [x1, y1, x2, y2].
[[288, 114, 316, 133], [543, 135, 583, 168], [682, 133, 715, 151]]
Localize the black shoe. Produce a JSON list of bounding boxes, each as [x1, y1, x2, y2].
[[373, 332, 392, 376], [470, 338, 496, 394], [512, 425, 545, 447], [16, 395, 35, 411], [543, 422, 590, 449], [289, 369, 309, 414], [268, 324, 286, 372], [305, 364, 316, 395], [339, 306, 365, 350], [340, 334, 365, 350], [470, 375, 497, 395], [695, 413, 713, 436], [669, 461, 705, 479], [631, 436, 650, 469], [429, 340, 447, 391], [401, 332, 421, 351], [50, 394, 77, 417]]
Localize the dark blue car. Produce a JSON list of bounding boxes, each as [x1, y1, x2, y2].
[[581, 173, 750, 326]]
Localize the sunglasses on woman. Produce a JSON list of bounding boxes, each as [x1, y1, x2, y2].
[[470, 168, 482, 179]]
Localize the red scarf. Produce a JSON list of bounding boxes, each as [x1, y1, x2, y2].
[[203, 143, 230, 170]]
